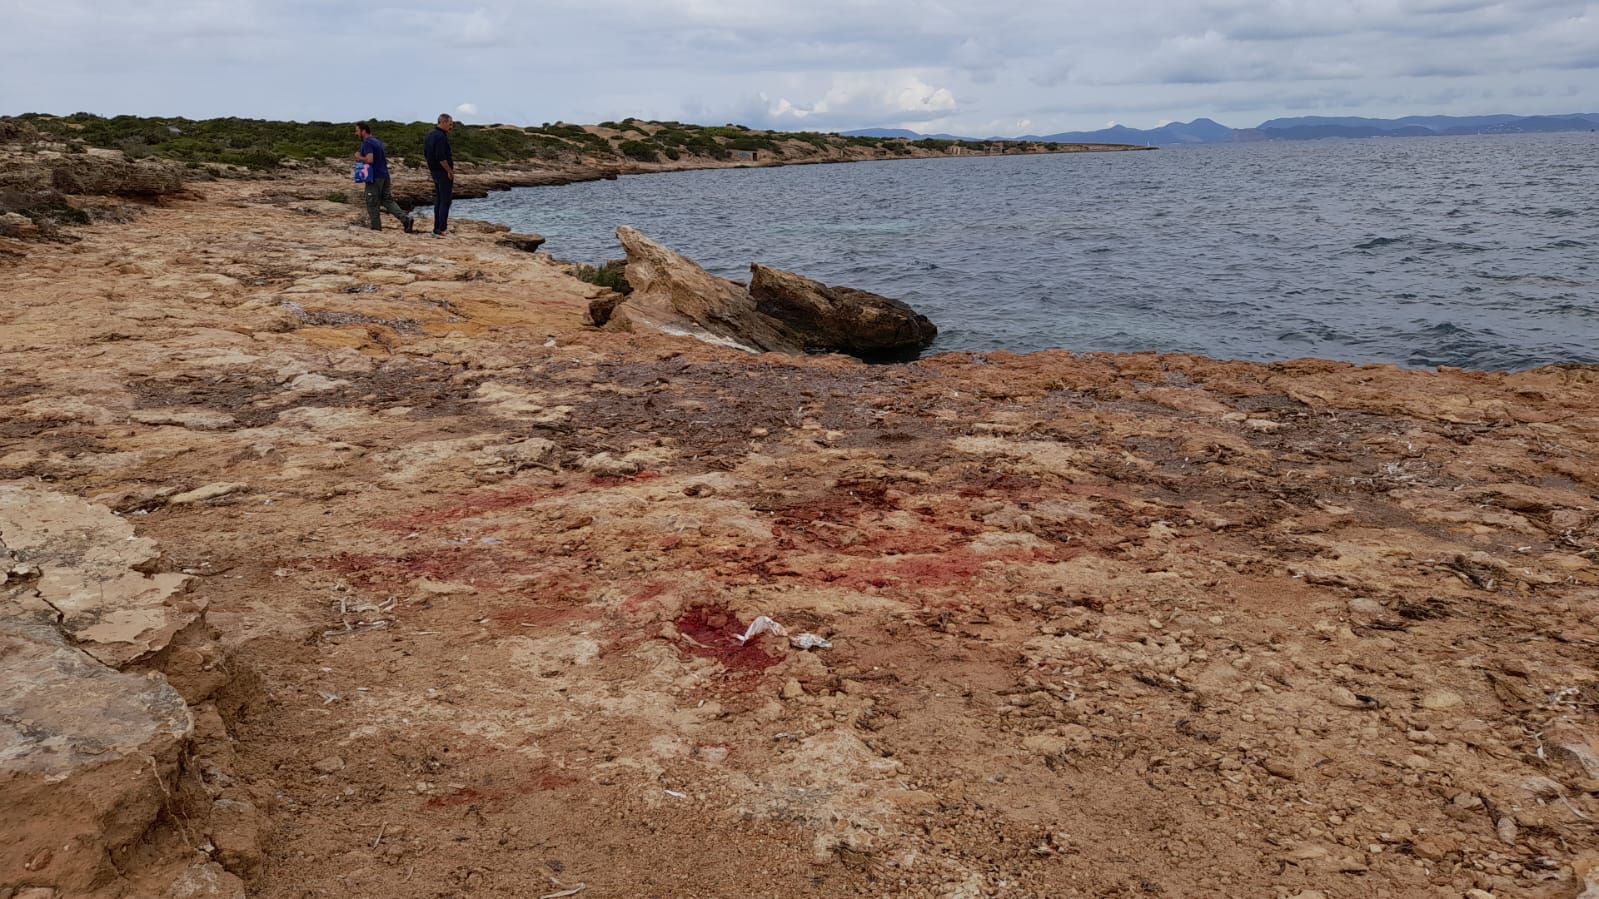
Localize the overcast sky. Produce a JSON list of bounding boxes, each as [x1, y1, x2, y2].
[[4, 0, 1597, 134]]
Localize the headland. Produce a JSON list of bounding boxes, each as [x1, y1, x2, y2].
[[2, 129, 1597, 899]]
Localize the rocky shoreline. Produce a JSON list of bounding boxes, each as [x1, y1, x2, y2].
[[3, 165, 1599, 898]]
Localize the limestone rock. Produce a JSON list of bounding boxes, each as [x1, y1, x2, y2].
[[615, 226, 801, 354], [50, 155, 186, 198], [749, 263, 936, 357], [498, 232, 546, 253], [207, 798, 264, 878], [0, 486, 198, 667], [164, 862, 248, 899], [168, 482, 248, 505], [0, 621, 193, 894]]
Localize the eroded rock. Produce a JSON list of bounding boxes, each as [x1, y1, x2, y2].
[[749, 263, 936, 357], [0, 621, 193, 894], [614, 226, 801, 354], [0, 486, 198, 667]]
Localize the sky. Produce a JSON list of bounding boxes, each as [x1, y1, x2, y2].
[[3, 0, 1597, 135]]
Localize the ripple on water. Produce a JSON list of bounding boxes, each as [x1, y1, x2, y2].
[[452, 132, 1599, 370]]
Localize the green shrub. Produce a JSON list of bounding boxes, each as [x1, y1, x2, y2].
[[325, 191, 348, 204], [617, 140, 659, 162], [574, 261, 631, 294]]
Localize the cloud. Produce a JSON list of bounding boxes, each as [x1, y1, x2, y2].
[[5, 0, 1599, 135], [735, 73, 959, 130], [456, 102, 480, 117]]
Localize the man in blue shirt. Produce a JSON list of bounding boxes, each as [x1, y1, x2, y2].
[[354, 123, 414, 233], [423, 114, 455, 238]]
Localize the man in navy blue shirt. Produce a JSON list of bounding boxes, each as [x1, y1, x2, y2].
[[423, 114, 455, 238], [354, 123, 414, 233]]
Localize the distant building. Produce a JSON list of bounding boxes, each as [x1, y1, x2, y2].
[[729, 149, 758, 162]]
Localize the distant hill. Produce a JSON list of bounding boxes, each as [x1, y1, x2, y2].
[[847, 113, 1599, 147]]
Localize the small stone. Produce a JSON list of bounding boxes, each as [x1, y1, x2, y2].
[[1023, 734, 1072, 758], [312, 756, 345, 774], [165, 861, 247, 899], [1465, 891, 1495, 899], [1348, 597, 1385, 616], [781, 678, 805, 700], [412, 578, 476, 596], [1420, 690, 1465, 711], [1412, 836, 1456, 861], [1262, 758, 1297, 779], [1495, 816, 1518, 845], [168, 482, 248, 505], [1329, 686, 1375, 709], [207, 798, 263, 878]]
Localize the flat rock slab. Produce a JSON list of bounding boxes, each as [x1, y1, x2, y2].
[[498, 232, 547, 253], [0, 620, 193, 892], [0, 486, 197, 667]]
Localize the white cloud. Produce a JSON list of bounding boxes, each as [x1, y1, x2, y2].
[[5, 0, 1599, 134], [752, 73, 958, 129], [456, 102, 480, 117]]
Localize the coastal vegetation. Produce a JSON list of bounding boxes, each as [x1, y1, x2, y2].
[[2, 112, 1079, 171]]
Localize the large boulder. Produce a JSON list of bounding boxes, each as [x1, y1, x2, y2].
[[750, 263, 937, 357], [608, 228, 939, 360], [49, 154, 185, 198], [613, 226, 802, 354]]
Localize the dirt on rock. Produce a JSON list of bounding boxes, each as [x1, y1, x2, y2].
[[2, 173, 1599, 899]]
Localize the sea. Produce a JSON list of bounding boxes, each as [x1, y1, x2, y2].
[[451, 132, 1599, 371]]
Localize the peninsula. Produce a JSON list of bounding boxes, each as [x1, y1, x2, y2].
[[2, 122, 1597, 899]]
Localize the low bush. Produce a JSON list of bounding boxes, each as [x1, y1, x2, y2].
[[617, 140, 659, 162]]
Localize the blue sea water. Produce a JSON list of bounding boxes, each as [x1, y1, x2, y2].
[[452, 133, 1599, 370]]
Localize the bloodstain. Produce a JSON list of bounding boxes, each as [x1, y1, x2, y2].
[[488, 605, 601, 630], [375, 483, 578, 531], [673, 606, 781, 674]]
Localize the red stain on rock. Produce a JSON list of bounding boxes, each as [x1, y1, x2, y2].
[[673, 606, 781, 674], [375, 482, 579, 530], [488, 604, 601, 630]]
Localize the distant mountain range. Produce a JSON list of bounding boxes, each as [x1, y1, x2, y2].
[[843, 113, 1599, 146]]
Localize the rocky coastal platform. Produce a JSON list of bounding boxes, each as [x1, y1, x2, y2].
[[2, 166, 1598, 898]]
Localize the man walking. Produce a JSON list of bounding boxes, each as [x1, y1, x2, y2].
[[354, 122, 414, 233], [424, 114, 455, 238]]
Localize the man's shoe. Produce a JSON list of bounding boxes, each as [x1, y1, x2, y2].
[[431, 231, 445, 239], [403, 217, 415, 234]]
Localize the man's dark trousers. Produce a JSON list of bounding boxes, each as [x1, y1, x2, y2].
[[432, 173, 453, 235]]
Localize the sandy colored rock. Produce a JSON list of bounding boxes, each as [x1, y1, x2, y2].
[[0, 621, 192, 895], [164, 862, 247, 899], [0, 486, 197, 667], [614, 226, 801, 354], [207, 798, 264, 878], [749, 262, 936, 356], [168, 482, 248, 505]]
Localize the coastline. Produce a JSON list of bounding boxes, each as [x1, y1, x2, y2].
[[3, 173, 1598, 897], [380, 139, 1154, 206]]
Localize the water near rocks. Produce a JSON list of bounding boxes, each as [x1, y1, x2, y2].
[[455, 133, 1599, 370]]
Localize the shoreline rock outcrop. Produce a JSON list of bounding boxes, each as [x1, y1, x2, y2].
[[750, 262, 937, 358], [601, 226, 937, 359]]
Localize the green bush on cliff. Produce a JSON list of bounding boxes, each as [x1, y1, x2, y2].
[[617, 140, 660, 162], [1, 113, 954, 169]]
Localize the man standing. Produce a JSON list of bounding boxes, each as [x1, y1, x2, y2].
[[354, 122, 414, 233], [424, 114, 455, 238]]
